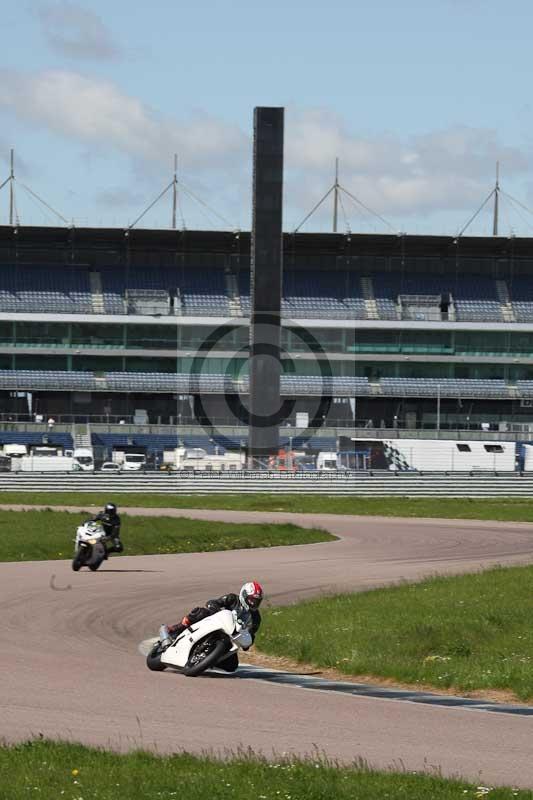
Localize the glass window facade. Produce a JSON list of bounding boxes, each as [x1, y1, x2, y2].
[[15, 355, 68, 370], [126, 357, 176, 373], [0, 322, 13, 345], [179, 325, 248, 351], [16, 322, 69, 346], [126, 325, 176, 349], [72, 356, 123, 372], [4, 319, 533, 383], [71, 323, 123, 347], [6, 322, 533, 361]]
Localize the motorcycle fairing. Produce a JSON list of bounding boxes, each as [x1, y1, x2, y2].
[[161, 608, 237, 668]]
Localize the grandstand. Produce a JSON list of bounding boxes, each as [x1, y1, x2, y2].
[[1, 225, 533, 457]]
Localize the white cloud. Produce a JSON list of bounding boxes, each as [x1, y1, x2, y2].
[[37, 1, 121, 60], [0, 141, 12, 176], [284, 108, 531, 223], [0, 72, 531, 230], [0, 69, 249, 172], [95, 187, 146, 209]]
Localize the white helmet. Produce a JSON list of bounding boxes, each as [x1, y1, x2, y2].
[[239, 581, 264, 611]]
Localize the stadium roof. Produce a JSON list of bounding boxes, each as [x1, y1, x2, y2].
[[0, 224, 533, 260]]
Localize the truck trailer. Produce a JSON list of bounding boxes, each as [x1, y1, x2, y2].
[[163, 447, 244, 472], [339, 437, 515, 472]]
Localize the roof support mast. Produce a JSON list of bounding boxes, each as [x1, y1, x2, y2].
[[493, 161, 500, 236], [294, 159, 395, 234], [0, 146, 68, 226], [9, 149, 14, 227], [128, 155, 233, 231], [172, 154, 178, 230], [457, 162, 505, 238], [333, 157, 339, 233]]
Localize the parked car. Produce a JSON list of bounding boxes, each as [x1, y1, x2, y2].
[[100, 462, 121, 473]]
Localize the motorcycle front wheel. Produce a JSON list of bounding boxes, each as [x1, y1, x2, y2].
[[146, 642, 168, 672], [87, 544, 105, 572], [182, 636, 228, 677], [72, 549, 86, 571]]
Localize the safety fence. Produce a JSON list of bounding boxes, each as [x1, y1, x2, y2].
[[0, 471, 533, 496]]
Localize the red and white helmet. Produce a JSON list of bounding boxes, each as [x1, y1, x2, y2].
[[239, 581, 263, 611]]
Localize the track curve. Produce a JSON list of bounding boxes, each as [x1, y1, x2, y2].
[[2, 508, 533, 788]]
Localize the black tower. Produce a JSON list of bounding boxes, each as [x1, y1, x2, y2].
[[248, 107, 284, 462]]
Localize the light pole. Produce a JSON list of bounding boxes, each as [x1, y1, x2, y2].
[[436, 384, 441, 436], [288, 435, 293, 471]]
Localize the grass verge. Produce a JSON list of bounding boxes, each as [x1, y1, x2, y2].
[[1, 739, 529, 799], [0, 510, 332, 562], [259, 564, 533, 701], [2, 492, 533, 521]]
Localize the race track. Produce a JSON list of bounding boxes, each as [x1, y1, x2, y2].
[[2, 508, 533, 788]]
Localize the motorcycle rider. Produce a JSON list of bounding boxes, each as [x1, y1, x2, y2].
[[159, 581, 263, 672], [92, 502, 123, 556]]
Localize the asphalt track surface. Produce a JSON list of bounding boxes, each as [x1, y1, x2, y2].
[[2, 507, 533, 788]]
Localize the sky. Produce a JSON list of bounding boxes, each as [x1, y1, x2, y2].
[[1, 0, 533, 235]]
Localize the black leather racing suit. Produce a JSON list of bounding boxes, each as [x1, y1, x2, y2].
[[92, 511, 123, 553], [167, 593, 261, 672]]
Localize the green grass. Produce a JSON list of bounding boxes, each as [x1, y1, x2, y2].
[[0, 510, 333, 562], [2, 492, 533, 522], [0, 739, 529, 800], [260, 564, 533, 701]]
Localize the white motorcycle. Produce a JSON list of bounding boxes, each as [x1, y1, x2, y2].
[[72, 520, 107, 572], [146, 609, 253, 677]]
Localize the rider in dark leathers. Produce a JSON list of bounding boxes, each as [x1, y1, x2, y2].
[[160, 582, 263, 672], [92, 503, 123, 556]]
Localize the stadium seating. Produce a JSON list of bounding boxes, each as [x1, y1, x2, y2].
[[283, 270, 367, 318], [104, 372, 238, 393], [0, 370, 95, 390], [370, 274, 504, 322], [0, 267, 92, 313], [0, 369, 369, 396], [0, 369, 517, 399], [380, 378, 510, 398], [516, 380, 533, 397], [100, 269, 125, 314], [92, 431, 339, 456], [0, 431, 72, 447], [371, 274, 451, 320], [93, 432, 226, 455], [5, 244, 533, 440], [180, 270, 230, 316], [509, 279, 533, 321], [239, 270, 366, 319], [99, 267, 230, 317], [453, 278, 503, 321], [280, 375, 370, 395], [0, 263, 517, 323]]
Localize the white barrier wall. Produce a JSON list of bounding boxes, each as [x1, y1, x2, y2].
[[0, 472, 531, 495]]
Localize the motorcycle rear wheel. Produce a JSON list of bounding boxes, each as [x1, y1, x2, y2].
[[183, 637, 228, 677]]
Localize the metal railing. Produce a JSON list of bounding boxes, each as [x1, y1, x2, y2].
[[2, 418, 533, 442], [1, 471, 533, 495]]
